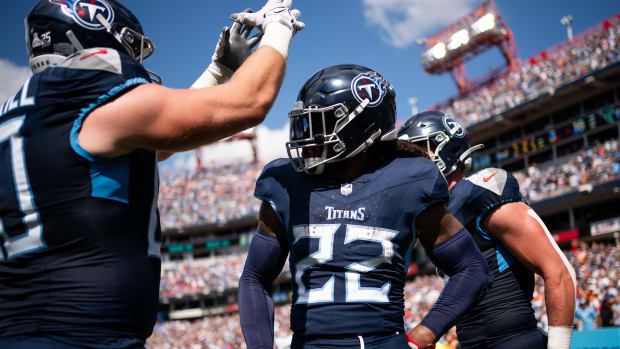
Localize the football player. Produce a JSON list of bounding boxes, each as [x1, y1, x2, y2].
[[238, 65, 493, 349], [0, 0, 303, 347], [398, 111, 577, 349]]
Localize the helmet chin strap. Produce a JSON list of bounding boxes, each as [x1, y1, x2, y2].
[[445, 143, 484, 175]]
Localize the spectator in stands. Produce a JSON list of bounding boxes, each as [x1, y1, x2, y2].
[[575, 300, 597, 331], [441, 21, 620, 128], [598, 296, 615, 327]]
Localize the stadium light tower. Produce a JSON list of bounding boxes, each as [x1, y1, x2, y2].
[[408, 97, 419, 116], [419, 0, 520, 95], [561, 15, 574, 43]]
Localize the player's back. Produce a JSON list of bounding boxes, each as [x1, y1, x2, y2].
[[448, 168, 536, 347], [255, 156, 449, 337], [0, 49, 160, 347]]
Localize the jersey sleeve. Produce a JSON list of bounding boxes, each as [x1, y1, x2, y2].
[[467, 168, 524, 239], [254, 159, 293, 228], [412, 159, 450, 219]]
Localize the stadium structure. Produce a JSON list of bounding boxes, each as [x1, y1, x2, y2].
[[148, 6, 620, 348]]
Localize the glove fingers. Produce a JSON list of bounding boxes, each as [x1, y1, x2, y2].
[[231, 22, 241, 35], [247, 33, 263, 48], [235, 8, 253, 35], [234, 12, 261, 27], [213, 26, 229, 60], [294, 20, 305, 32], [241, 25, 253, 38], [290, 9, 301, 19]]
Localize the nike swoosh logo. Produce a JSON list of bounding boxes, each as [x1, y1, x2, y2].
[[80, 49, 108, 60], [483, 171, 498, 182]]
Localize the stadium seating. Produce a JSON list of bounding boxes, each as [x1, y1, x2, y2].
[[439, 23, 619, 127], [147, 241, 620, 348]]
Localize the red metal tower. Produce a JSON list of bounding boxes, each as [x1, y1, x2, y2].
[[421, 0, 520, 95]]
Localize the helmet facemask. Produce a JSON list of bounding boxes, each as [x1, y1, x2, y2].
[[286, 102, 351, 175]]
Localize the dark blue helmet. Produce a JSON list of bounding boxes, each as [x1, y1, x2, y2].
[[286, 64, 397, 174], [397, 110, 483, 175], [26, 0, 156, 74]]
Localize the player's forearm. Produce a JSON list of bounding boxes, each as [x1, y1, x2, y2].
[[238, 230, 288, 349], [543, 266, 576, 349], [544, 270, 576, 326], [226, 44, 286, 120], [419, 228, 493, 338]]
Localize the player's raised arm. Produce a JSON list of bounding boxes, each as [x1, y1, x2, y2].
[[78, 0, 305, 157], [238, 201, 290, 349], [481, 202, 576, 349], [408, 204, 493, 348]]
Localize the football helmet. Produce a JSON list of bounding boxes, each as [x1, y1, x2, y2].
[[397, 111, 483, 175], [25, 0, 158, 80], [286, 64, 397, 174]]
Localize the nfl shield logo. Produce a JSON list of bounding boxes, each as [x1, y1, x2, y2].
[[341, 183, 353, 196]]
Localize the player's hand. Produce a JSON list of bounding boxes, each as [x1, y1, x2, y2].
[[230, 0, 305, 34], [407, 330, 436, 349], [213, 9, 262, 72], [192, 9, 261, 88]]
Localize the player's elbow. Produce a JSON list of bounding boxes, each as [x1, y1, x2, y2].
[[542, 262, 576, 295], [247, 87, 278, 124]]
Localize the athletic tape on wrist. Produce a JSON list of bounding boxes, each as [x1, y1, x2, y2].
[[190, 62, 233, 89], [548, 326, 572, 349], [259, 21, 293, 59]]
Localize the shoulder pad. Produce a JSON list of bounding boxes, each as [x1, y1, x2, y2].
[[389, 157, 442, 183], [254, 158, 295, 200], [467, 168, 510, 196], [58, 48, 124, 75], [465, 168, 523, 238]]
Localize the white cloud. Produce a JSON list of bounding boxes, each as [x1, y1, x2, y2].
[[159, 123, 290, 172], [362, 0, 479, 48], [0, 58, 31, 103]]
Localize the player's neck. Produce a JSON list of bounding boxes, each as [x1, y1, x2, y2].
[[324, 152, 379, 181], [446, 170, 464, 190]]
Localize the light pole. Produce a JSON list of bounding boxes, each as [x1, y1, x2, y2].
[[561, 15, 573, 43], [408, 97, 418, 116]]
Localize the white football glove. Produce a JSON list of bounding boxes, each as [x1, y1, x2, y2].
[[230, 0, 305, 32], [230, 0, 304, 58], [192, 9, 261, 89]]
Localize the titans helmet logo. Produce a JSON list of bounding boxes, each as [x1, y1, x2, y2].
[[442, 115, 465, 138], [351, 72, 389, 108], [50, 0, 114, 30]]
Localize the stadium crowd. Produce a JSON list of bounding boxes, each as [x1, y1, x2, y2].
[[157, 137, 620, 299], [532, 240, 620, 331], [442, 20, 620, 127], [158, 136, 620, 233], [515, 138, 620, 202], [160, 256, 291, 300], [158, 163, 262, 230], [148, 240, 620, 348]]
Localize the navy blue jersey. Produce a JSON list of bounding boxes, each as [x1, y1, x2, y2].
[[0, 48, 161, 347], [447, 168, 536, 348], [255, 157, 449, 337]]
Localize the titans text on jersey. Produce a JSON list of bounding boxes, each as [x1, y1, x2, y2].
[[254, 156, 449, 337], [0, 48, 161, 347], [447, 167, 535, 348]]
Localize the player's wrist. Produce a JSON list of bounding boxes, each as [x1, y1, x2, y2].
[[406, 332, 436, 349], [407, 326, 436, 349], [548, 326, 572, 349], [259, 21, 293, 59], [190, 61, 233, 89]]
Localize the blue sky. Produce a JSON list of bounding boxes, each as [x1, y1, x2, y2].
[[1, 0, 618, 167]]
